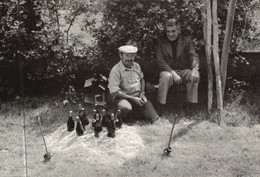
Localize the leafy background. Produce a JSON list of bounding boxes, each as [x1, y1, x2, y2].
[[0, 0, 259, 98]]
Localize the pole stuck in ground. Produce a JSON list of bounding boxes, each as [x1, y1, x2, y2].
[[38, 116, 51, 161], [163, 114, 178, 156]]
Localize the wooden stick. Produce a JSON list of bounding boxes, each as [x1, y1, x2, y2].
[[202, 0, 214, 114], [212, 0, 223, 125], [221, 0, 237, 96]]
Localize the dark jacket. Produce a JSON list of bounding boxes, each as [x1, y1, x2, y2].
[[155, 34, 200, 72]]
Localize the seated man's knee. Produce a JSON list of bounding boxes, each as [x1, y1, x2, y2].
[[183, 69, 200, 83], [120, 106, 132, 114], [160, 71, 172, 83], [187, 69, 200, 76], [117, 99, 132, 113], [184, 69, 192, 75]]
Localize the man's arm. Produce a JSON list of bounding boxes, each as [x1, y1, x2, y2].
[[111, 91, 136, 101], [108, 69, 144, 106], [112, 91, 145, 106], [156, 39, 182, 84], [140, 78, 145, 94], [187, 37, 200, 83], [108, 70, 133, 100], [139, 78, 147, 104], [187, 37, 200, 70], [155, 40, 172, 73]]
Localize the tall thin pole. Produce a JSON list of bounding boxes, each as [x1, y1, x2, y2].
[[212, 0, 223, 125], [221, 0, 237, 96], [202, 0, 214, 114], [17, 0, 28, 176]]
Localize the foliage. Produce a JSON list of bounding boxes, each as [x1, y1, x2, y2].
[[0, 0, 43, 96], [0, 0, 258, 97], [87, 0, 258, 82], [0, 0, 98, 97]]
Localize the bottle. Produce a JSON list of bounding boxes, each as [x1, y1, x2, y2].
[[101, 109, 108, 127], [96, 113, 102, 132], [94, 104, 99, 113], [94, 103, 100, 115], [76, 116, 84, 136], [93, 113, 102, 138], [79, 108, 89, 130], [115, 109, 122, 128], [107, 113, 116, 138], [67, 111, 75, 132], [92, 109, 97, 129], [78, 104, 82, 110], [100, 74, 108, 82]]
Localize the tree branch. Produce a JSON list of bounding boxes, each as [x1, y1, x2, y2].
[[66, 6, 82, 42]]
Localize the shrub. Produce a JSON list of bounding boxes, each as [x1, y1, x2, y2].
[[86, 0, 258, 83], [0, 0, 97, 97]]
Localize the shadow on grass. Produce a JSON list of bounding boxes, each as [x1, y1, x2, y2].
[[150, 120, 202, 172], [63, 136, 80, 150], [171, 120, 202, 141], [151, 119, 202, 172]]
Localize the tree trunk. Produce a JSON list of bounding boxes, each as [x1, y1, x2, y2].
[[202, 0, 214, 114], [221, 0, 237, 96], [19, 55, 24, 97], [212, 0, 223, 125], [17, 0, 24, 97]]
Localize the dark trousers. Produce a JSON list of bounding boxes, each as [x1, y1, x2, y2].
[[115, 98, 158, 121]]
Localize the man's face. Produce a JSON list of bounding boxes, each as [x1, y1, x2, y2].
[[120, 53, 136, 68], [166, 25, 180, 42]]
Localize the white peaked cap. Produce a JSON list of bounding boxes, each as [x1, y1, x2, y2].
[[118, 45, 138, 53]]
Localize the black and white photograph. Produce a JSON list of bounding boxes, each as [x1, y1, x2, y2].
[[0, 0, 259, 176]]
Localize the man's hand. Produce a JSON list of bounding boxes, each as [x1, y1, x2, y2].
[[132, 97, 145, 106], [139, 92, 147, 104], [191, 68, 199, 84], [170, 71, 182, 85]]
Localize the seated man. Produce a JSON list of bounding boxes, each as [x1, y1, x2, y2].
[[156, 18, 200, 116], [108, 45, 159, 123]]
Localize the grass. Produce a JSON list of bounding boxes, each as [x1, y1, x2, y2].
[[222, 90, 260, 127], [0, 91, 259, 177]]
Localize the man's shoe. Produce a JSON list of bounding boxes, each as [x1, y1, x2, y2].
[[186, 103, 198, 117], [150, 116, 160, 124]]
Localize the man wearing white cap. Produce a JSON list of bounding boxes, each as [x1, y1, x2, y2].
[[108, 45, 159, 123]]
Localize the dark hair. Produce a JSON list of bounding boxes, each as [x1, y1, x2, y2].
[[165, 18, 178, 27], [126, 40, 137, 47]]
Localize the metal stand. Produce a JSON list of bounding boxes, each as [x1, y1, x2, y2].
[[163, 114, 178, 156], [38, 117, 51, 161]]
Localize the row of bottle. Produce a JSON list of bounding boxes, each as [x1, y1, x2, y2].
[[67, 105, 122, 138]]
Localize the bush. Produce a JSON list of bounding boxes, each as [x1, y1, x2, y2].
[[0, 0, 258, 98], [87, 0, 258, 83], [0, 0, 97, 97]]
